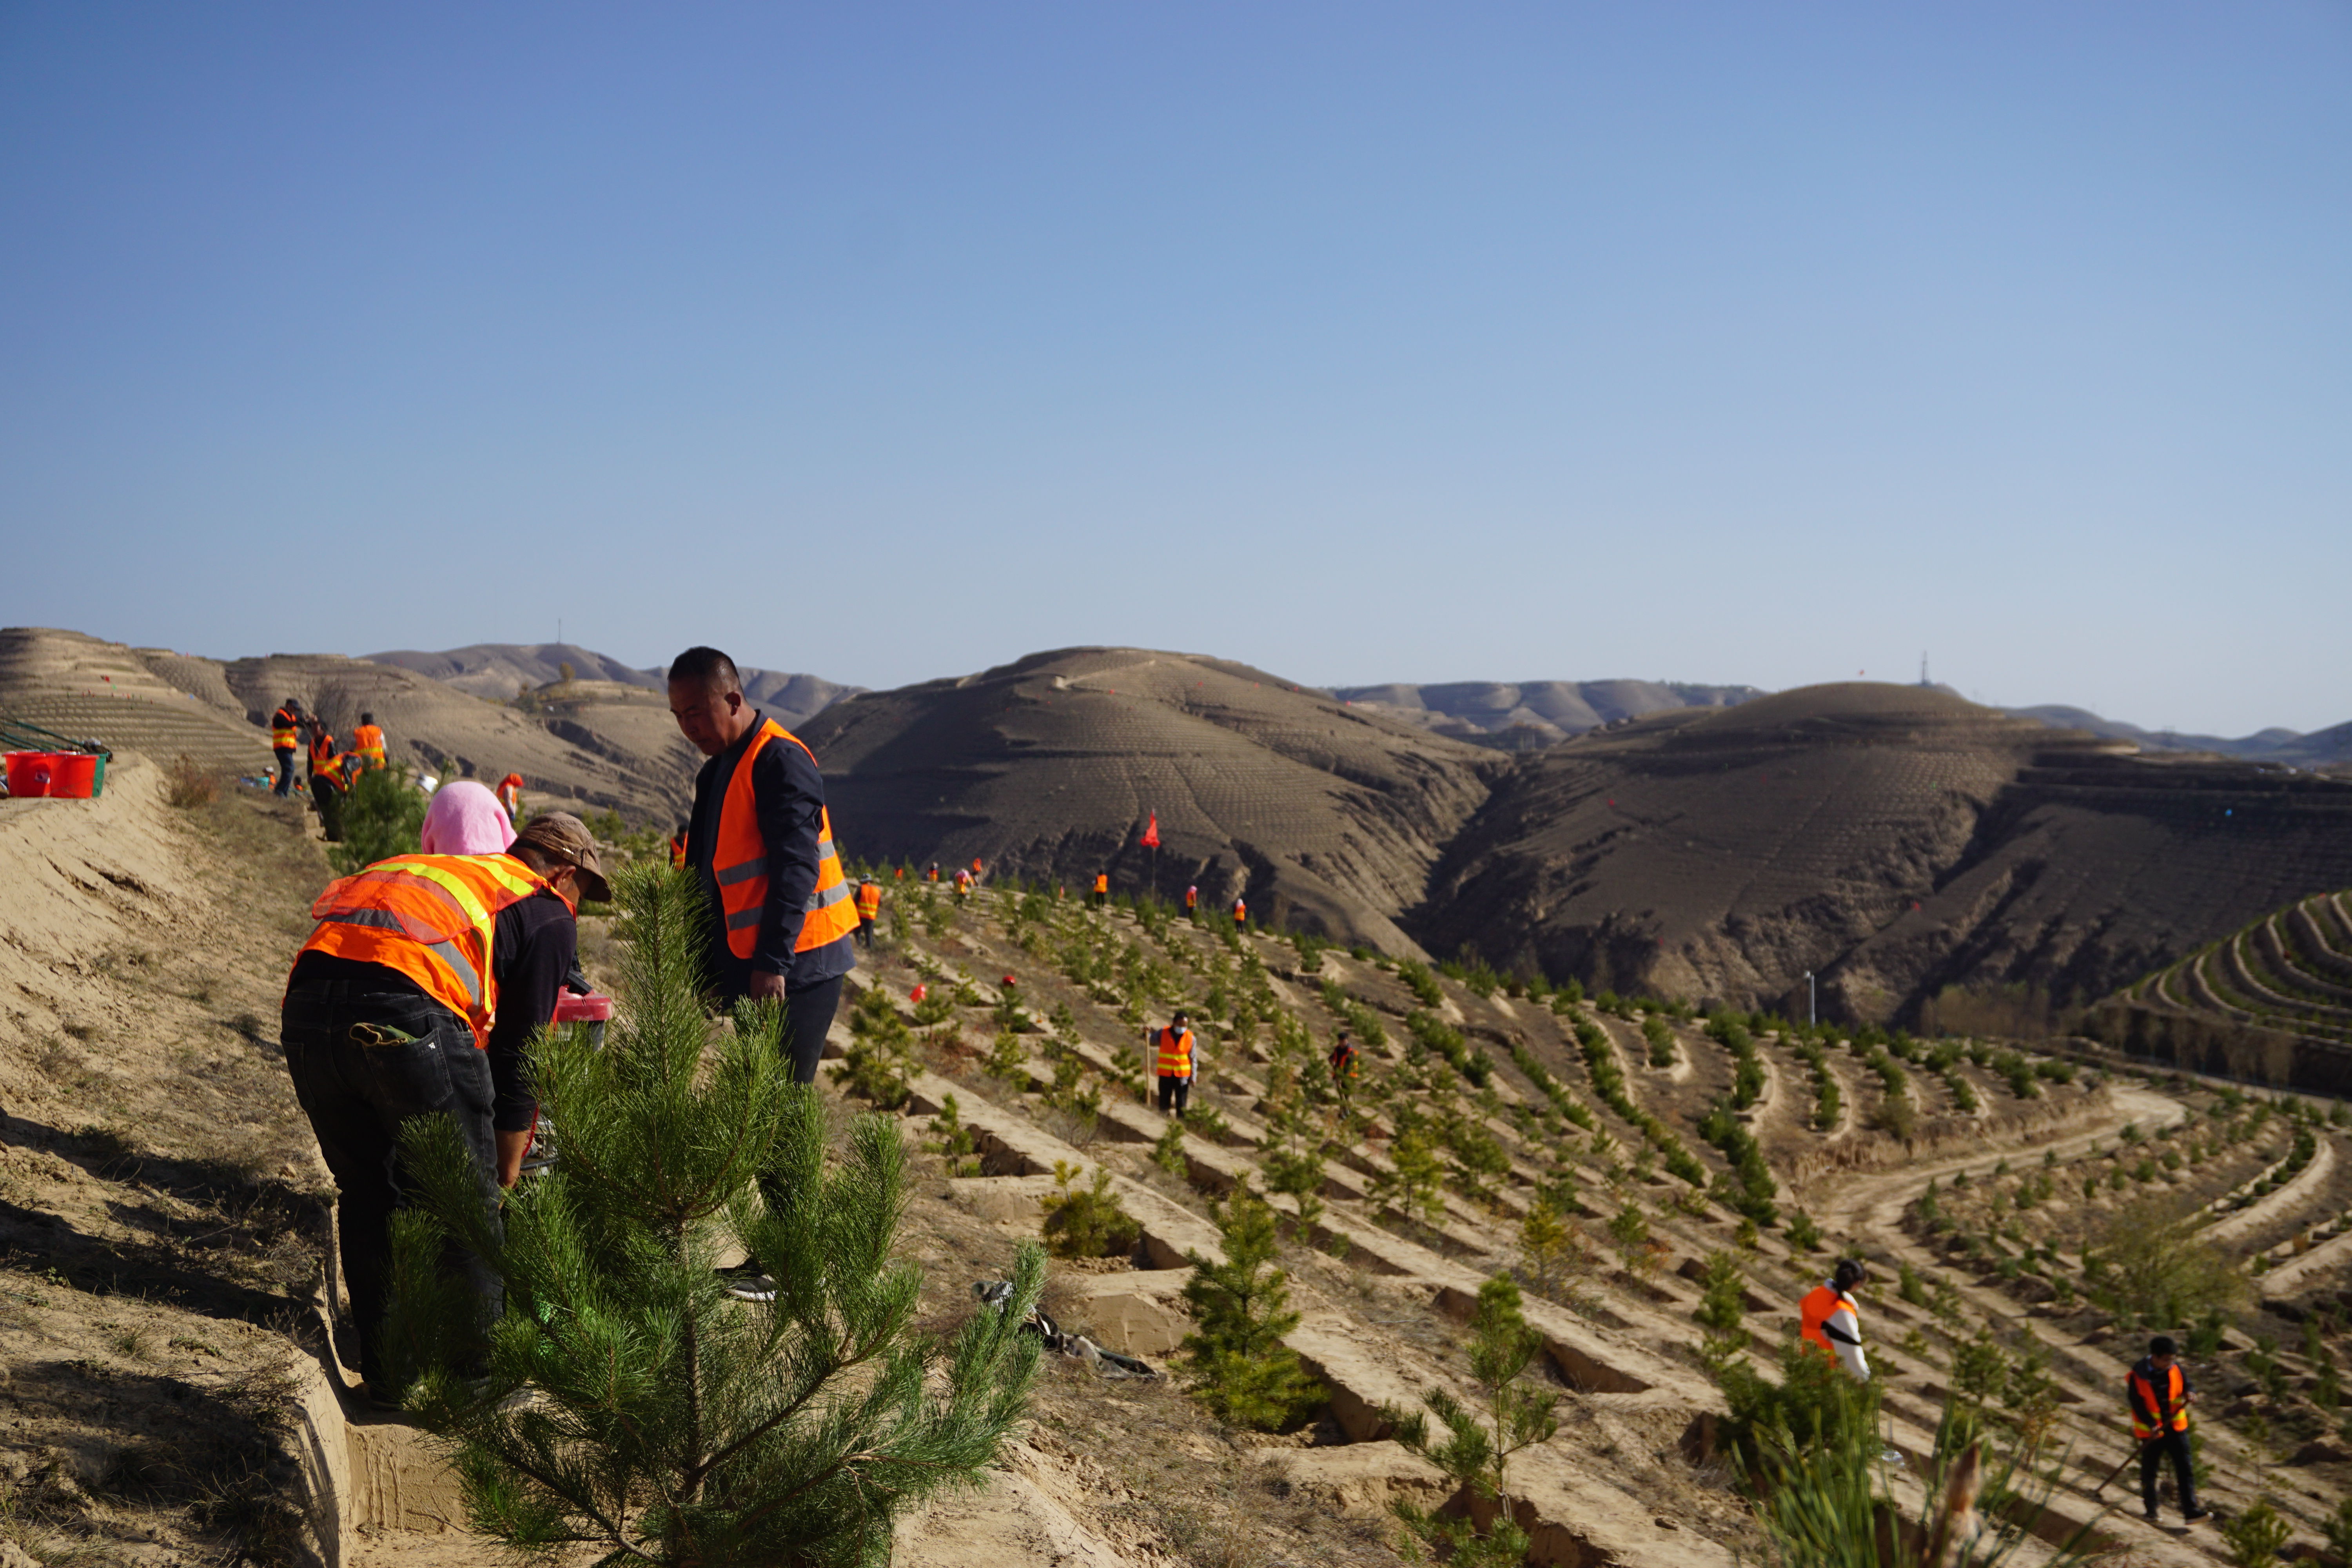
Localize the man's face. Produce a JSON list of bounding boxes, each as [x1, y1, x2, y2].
[[2151, 1353, 2174, 1372], [669, 677, 746, 757]]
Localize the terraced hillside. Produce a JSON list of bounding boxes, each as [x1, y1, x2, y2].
[[1419, 684, 2352, 1023], [801, 875, 2352, 1564], [367, 640, 859, 725], [2085, 891, 2352, 1095]]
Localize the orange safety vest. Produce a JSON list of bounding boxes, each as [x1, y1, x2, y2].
[[497, 775, 523, 813], [272, 708, 299, 750], [954, 870, 971, 891], [309, 729, 336, 766], [971, 858, 983, 875], [1185, 887, 1197, 909], [313, 751, 350, 793], [1156, 1025, 1196, 1078], [1799, 1284, 1860, 1361], [669, 835, 688, 869], [1330, 1042, 1359, 1080], [2129, 1361, 2190, 1439], [353, 724, 386, 768], [1094, 874, 1109, 895], [295, 853, 554, 1050], [714, 719, 859, 959], [1232, 899, 1247, 921], [856, 880, 882, 918]]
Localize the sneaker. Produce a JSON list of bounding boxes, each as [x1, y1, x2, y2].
[[2183, 1507, 2211, 1523], [717, 1261, 776, 1301], [2143, 1510, 2160, 1524]]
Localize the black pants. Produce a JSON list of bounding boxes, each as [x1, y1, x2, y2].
[[2140, 1430, 2197, 1517], [855, 916, 875, 951], [281, 979, 502, 1389], [312, 778, 344, 842], [782, 976, 844, 1085], [274, 747, 296, 796], [1158, 1074, 1191, 1116]]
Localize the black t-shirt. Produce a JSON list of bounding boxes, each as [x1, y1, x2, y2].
[[288, 890, 577, 1133]]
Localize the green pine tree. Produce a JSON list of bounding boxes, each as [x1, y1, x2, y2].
[[1386, 1275, 1559, 1568], [330, 762, 429, 874], [1180, 1181, 1326, 1431], [383, 862, 1041, 1568]]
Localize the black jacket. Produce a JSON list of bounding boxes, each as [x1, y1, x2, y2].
[[684, 712, 856, 998]]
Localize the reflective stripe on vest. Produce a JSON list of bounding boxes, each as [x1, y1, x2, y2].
[[272, 710, 299, 749], [296, 853, 551, 1049], [1156, 1026, 1195, 1078], [1799, 1284, 1860, 1359], [354, 725, 385, 764], [669, 837, 687, 869], [856, 882, 882, 917], [2130, 1363, 2189, 1438], [713, 719, 859, 959]]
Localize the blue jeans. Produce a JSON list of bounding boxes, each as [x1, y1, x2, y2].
[[281, 977, 503, 1388]]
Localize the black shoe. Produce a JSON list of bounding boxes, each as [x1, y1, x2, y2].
[[717, 1261, 776, 1301], [2142, 1510, 2160, 1524], [2183, 1507, 2210, 1523]]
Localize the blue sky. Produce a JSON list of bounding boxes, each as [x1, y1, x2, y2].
[[3, 3, 2345, 735]]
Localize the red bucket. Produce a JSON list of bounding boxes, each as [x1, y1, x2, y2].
[[554, 991, 612, 1047], [4, 751, 100, 799]]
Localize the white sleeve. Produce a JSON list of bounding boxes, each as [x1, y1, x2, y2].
[[1826, 1305, 1870, 1381]]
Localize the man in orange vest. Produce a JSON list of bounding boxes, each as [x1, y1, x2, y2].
[[1153, 1009, 1200, 1118], [2129, 1336, 2207, 1524], [668, 645, 858, 1077], [1231, 895, 1248, 933], [1093, 871, 1109, 909], [352, 712, 387, 771], [669, 821, 689, 869], [279, 811, 606, 1398], [1184, 884, 1198, 920], [270, 698, 303, 796], [854, 876, 883, 949], [1329, 1029, 1359, 1111], [1798, 1260, 1871, 1381]]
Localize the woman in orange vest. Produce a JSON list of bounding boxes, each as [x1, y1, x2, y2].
[[279, 813, 606, 1397], [2128, 1336, 2207, 1524], [666, 645, 859, 1092], [1154, 1009, 1199, 1118], [1231, 896, 1248, 932], [352, 712, 387, 771], [1798, 1260, 1871, 1381]]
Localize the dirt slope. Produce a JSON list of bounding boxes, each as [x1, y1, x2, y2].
[[799, 647, 1508, 955], [366, 642, 860, 728], [1334, 679, 1762, 748]]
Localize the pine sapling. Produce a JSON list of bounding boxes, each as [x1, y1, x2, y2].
[[1386, 1276, 1558, 1568], [383, 862, 1040, 1568], [1038, 1161, 1141, 1259], [1180, 1181, 1325, 1431]]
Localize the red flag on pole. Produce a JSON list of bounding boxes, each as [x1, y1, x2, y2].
[[1140, 812, 1160, 848]]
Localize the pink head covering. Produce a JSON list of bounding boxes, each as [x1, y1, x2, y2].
[[420, 779, 519, 856]]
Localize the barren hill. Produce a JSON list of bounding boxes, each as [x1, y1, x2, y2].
[[1414, 682, 2352, 1024], [798, 646, 1507, 955], [367, 641, 860, 728], [1332, 678, 1762, 748]]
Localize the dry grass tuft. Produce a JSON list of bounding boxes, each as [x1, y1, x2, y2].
[[163, 754, 221, 808]]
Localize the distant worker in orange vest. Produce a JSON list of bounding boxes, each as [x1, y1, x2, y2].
[[280, 811, 605, 1398], [971, 857, 984, 878], [668, 821, 689, 869], [1184, 884, 1198, 920], [1798, 1260, 1871, 1382], [1231, 896, 1248, 933], [496, 773, 524, 820], [1093, 872, 1109, 909], [854, 876, 883, 949], [2129, 1336, 2207, 1525], [1328, 1029, 1359, 1110], [270, 698, 303, 797], [894, 865, 906, 881], [953, 867, 972, 904], [1154, 1009, 1200, 1118], [352, 712, 387, 771]]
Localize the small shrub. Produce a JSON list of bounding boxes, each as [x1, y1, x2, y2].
[[164, 753, 219, 808], [1038, 1161, 1141, 1259], [2220, 1496, 2292, 1568], [1783, 1209, 1823, 1252]]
